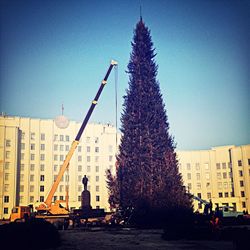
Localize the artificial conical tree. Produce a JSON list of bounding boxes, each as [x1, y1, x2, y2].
[[107, 19, 192, 215]]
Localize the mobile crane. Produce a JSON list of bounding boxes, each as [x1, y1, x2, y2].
[[9, 60, 118, 221]]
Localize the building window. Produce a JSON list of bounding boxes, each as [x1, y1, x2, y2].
[[197, 183, 201, 189], [96, 176, 99, 182], [4, 208, 8, 214], [54, 144, 58, 151], [207, 193, 211, 199], [65, 145, 69, 151], [187, 173, 191, 180], [217, 173, 221, 179], [21, 153, 24, 160], [59, 196, 64, 200], [186, 163, 191, 170], [21, 164, 24, 171], [41, 144, 45, 150], [187, 183, 192, 191], [4, 184, 9, 192], [40, 196, 44, 202], [240, 180, 244, 187], [40, 154, 45, 161], [54, 155, 58, 161], [196, 173, 200, 180], [31, 154, 35, 160], [218, 192, 223, 198], [59, 185, 64, 192], [242, 202, 246, 208], [87, 166, 91, 172], [95, 166, 99, 172], [204, 163, 209, 170], [4, 162, 10, 170], [248, 159, 250, 165], [197, 193, 201, 198], [54, 134, 58, 141], [95, 147, 99, 153], [40, 186, 44, 192], [216, 163, 221, 170], [30, 196, 34, 203], [31, 143, 35, 150], [30, 164, 35, 171], [30, 185, 34, 192], [96, 195, 100, 202], [60, 155, 64, 161], [222, 163, 226, 169], [60, 145, 64, 151], [95, 156, 99, 162], [241, 191, 245, 197], [224, 192, 229, 197], [60, 135, 64, 141], [78, 165, 82, 172], [205, 173, 210, 180], [239, 170, 243, 177], [54, 175, 58, 181], [4, 173, 9, 181], [223, 182, 228, 189], [54, 165, 58, 172], [223, 172, 227, 179], [87, 156, 91, 162], [5, 139, 11, 147], [195, 163, 200, 170], [20, 185, 24, 192], [65, 135, 69, 142], [96, 186, 99, 192], [78, 196, 81, 202], [21, 143, 25, 150], [4, 196, 9, 203], [238, 160, 242, 166], [40, 175, 45, 181], [78, 156, 82, 162], [109, 156, 112, 162], [40, 164, 45, 171], [30, 175, 34, 182], [78, 175, 82, 182], [20, 174, 24, 182], [41, 133, 45, 140], [31, 132, 35, 140], [5, 151, 10, 159], [21, 132, 25, 140], [218, 182, 222, 189], [65, 175, 69, 182], [86, 146, 90, 152], [108, 145, 113, 153]]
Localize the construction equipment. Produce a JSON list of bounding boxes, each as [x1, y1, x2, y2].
[[33, 60, 117, 215]]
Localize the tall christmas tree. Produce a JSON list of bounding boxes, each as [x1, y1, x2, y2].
[[107, 18, 192, 217]]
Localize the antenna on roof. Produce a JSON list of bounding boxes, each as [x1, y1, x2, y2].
[[140, 3, 142, 21], [61, 104, 64, 115]]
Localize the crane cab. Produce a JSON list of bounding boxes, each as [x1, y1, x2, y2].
[[10, 206, 32, 222]]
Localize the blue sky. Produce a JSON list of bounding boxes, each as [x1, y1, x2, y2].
[[0, 0, 249, 150]]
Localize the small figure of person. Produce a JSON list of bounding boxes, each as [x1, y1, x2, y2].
[[82, 175, 88, 191]]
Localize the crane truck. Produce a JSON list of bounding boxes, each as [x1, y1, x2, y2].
[[9, 60, 118, 223]]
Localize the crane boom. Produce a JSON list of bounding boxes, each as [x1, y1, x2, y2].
[[36, 60, 118, 214]]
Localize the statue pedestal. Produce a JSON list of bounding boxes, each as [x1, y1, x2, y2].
[[81, 190, 91, 210]]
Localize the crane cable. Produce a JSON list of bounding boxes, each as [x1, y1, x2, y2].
[[114, 63, 118, 154]]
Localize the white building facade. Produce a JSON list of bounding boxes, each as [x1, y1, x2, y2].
[[0, 116, 118, 219]]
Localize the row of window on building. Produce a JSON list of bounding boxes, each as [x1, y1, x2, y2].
[[180, 160, 250, 172]]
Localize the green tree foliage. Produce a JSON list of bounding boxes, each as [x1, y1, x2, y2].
[[106, 19, 192, 214]]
